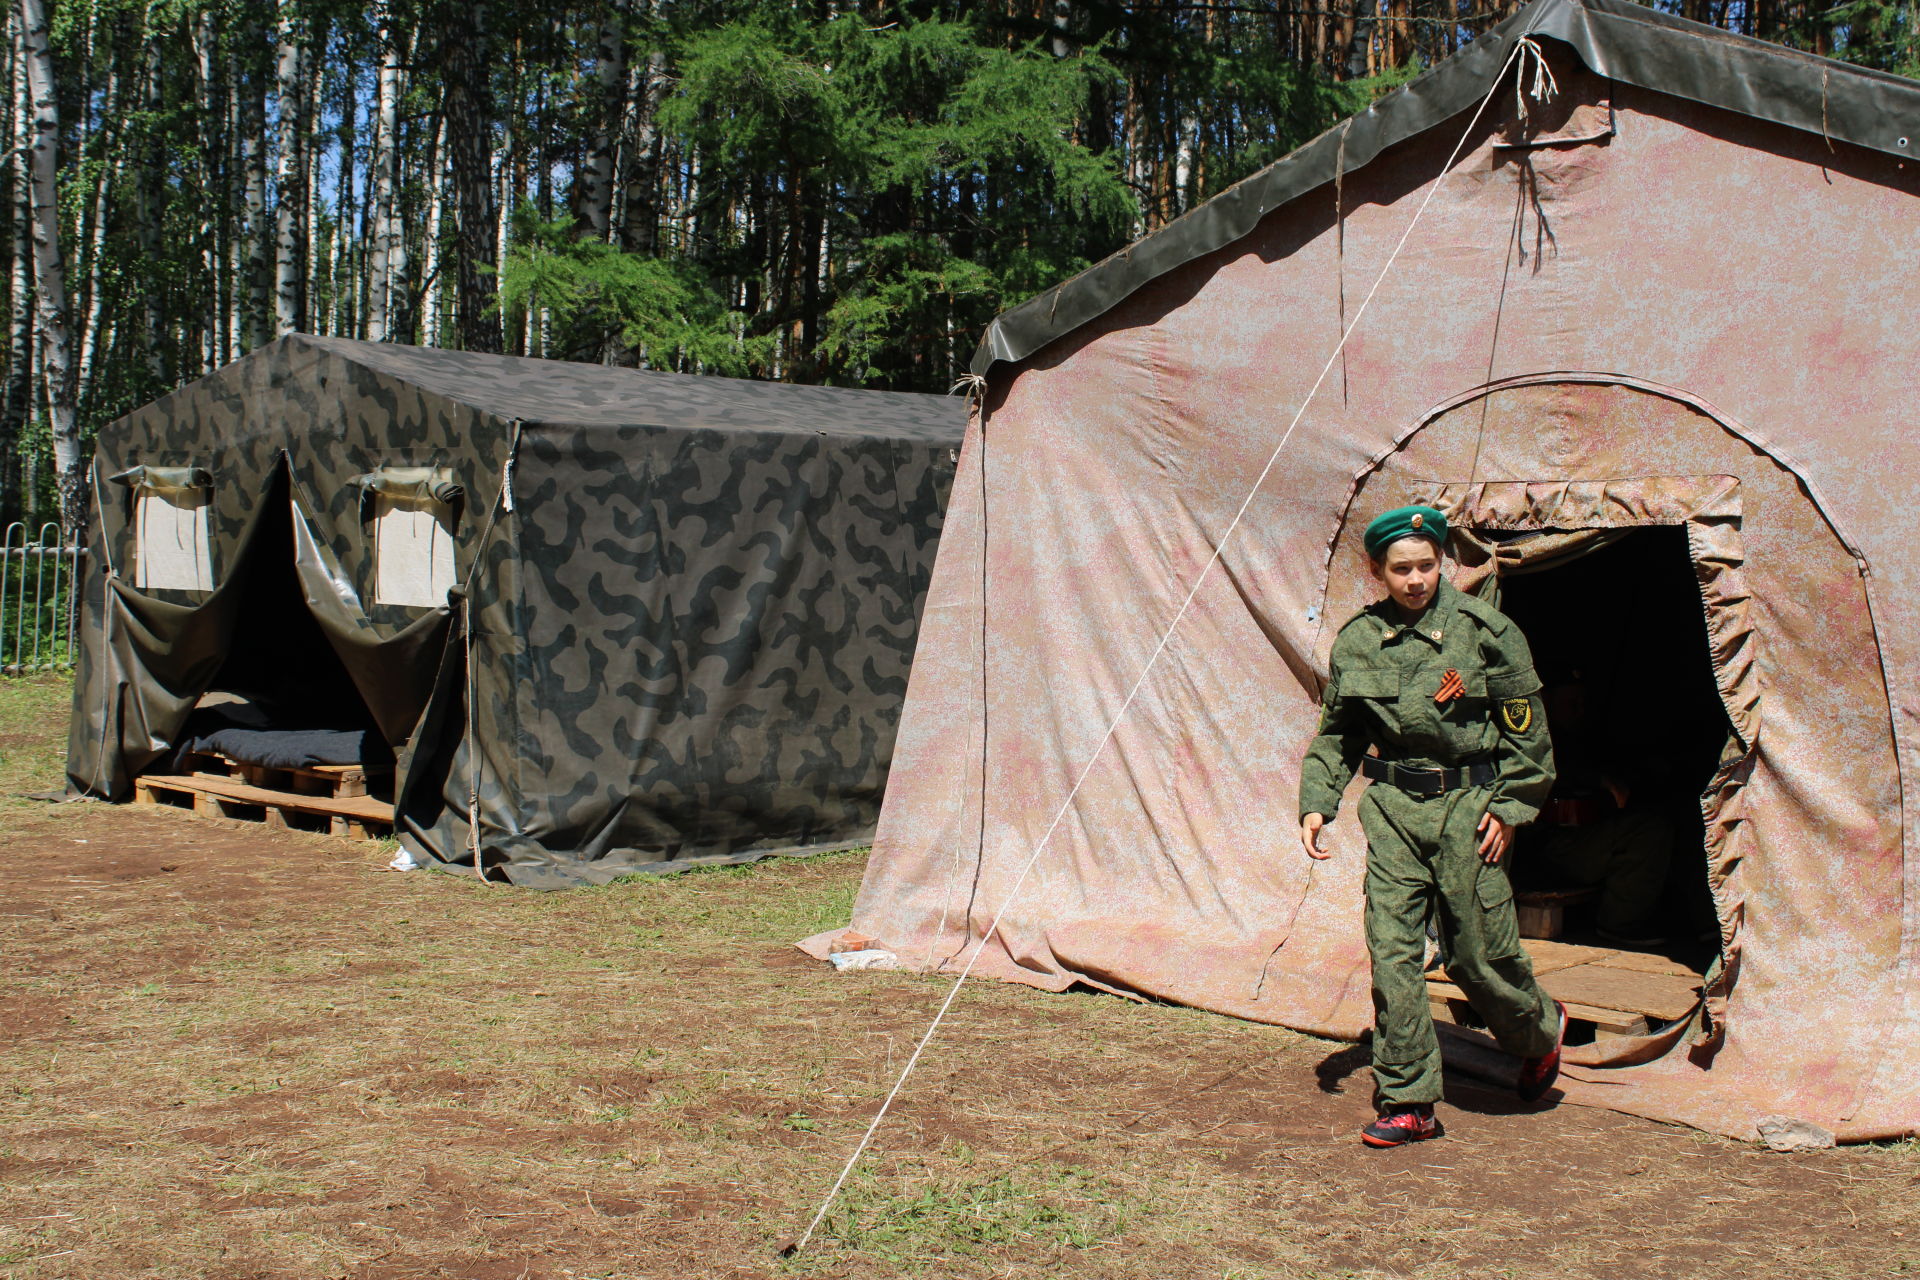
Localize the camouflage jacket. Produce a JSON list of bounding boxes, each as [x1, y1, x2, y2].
[[1297, 578, 1555, 827]]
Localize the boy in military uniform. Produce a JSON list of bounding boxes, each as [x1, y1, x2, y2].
[[1298, 505, 1567, 1147]]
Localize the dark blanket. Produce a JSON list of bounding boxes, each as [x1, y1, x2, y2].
[[175, 701, 390, 770]]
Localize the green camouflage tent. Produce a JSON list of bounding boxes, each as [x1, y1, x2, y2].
[[67, 335, 964, 887]]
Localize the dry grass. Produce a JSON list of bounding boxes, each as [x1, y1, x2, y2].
[[2, 675, 1918, 1279]]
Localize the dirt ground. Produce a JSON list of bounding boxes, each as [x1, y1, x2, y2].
[[4, 678, 1919, 1279]]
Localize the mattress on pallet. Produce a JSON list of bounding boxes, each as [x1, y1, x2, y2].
[[173, 698, 390, 772]]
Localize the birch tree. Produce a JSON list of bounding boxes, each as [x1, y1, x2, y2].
[[271, 0, 305, 336], [17, 0, 78, 530], [365, 1, 404, 342], [576, 3, 624, 243], [2, 12, 31, 522]]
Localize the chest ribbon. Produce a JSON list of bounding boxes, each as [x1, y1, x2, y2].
[[1435, 669, 1465, 704]]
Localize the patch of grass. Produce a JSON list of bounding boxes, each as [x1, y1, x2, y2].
[[811, 1165, 1132, 1270], [215, 1169, 326, 1199], [0, 673, 73, 799]]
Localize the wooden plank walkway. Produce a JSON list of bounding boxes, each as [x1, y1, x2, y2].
[[133, 771, 394, 840], [1428, 938, 1703, 1040]]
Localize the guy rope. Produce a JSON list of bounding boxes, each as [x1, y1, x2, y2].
[[784, 24, 1560, 1261]]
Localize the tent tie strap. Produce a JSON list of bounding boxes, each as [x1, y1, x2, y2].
[[1514, 35, 1560, 125]]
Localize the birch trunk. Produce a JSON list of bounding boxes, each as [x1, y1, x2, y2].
[[303, 35, 324, 333], [272, 1, 305, 337], [330, 62, 352, 338], [17, 0, 81, 532], [240, 30, 271, 350], [1, 12, 31, 523], [366, 4, 403, 341], [75, 58, 118, 414], [577, 5, 624, 242], [194, 10, 223, 369], [421, 113, 447, 346], [1173, 113, 1197, 215]]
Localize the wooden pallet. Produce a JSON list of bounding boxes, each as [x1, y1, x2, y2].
[[133, 771, 394, 839], [1428, 938, 1702, 1041], [176, 749, 389, 800]]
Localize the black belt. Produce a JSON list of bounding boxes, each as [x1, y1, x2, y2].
[[1361, 757, 1497, 796]]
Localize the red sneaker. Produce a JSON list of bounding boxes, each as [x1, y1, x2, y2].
[[1517, 1000, 1568, 1103], [1360, 1105, 1444, 1148]]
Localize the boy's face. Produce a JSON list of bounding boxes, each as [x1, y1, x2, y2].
[[1369, 536, 1442, 615]]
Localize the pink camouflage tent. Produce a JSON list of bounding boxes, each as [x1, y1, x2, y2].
[[805, 0, 1920, 1142]]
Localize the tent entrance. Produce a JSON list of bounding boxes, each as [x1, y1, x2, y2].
[[1430, 525, 1731, 1045], [133, 471, 396, 836]]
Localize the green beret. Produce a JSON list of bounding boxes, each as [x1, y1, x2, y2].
[[1363, 505, 1447, 560]]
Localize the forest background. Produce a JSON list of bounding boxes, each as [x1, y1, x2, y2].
[[5, 0, 1916, 530]]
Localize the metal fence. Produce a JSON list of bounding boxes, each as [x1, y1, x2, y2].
[[1, 522, 86, 675]]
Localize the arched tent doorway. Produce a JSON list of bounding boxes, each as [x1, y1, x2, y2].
[[1319, 375, 1905, 1124]]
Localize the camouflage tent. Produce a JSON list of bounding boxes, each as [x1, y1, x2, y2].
[[818, 0, 1920, 1141], [68, 335, 963, 887]]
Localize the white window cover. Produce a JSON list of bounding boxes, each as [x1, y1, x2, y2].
[[372, 493, 457, 607], [134, 489, 214, 593]]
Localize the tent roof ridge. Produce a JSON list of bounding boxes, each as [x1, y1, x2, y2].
[[292, 333, 961, 412], [971, 0, 1920, 375], [106, 333, 965, 445]]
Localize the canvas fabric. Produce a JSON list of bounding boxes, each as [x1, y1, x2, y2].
[[812, 3, 1920, 1143], [70, 336, 964, 887]]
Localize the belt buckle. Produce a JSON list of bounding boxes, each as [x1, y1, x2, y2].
[[1400, 766, 1442, 796]]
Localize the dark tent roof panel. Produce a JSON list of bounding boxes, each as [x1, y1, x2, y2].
[[302, 336, 967, 439]]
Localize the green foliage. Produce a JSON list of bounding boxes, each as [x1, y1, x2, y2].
[[658, 12, 1136, 386], [1828, 0, 1920, 76], [497, 205, 770, 373]]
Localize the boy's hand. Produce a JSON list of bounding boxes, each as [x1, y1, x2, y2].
[[1476, 811, 1513, 864], [1300, 814, 1331, 860]]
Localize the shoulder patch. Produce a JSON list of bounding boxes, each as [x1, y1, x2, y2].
[[1499, 697, 1534, 733]]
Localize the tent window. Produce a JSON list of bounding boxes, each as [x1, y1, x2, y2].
[[353, 467, 463, 609], [372, 494, 456, 607], [134, 487, 214, 593]]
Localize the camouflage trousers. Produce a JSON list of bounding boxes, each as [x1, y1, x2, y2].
[[1360, 784, 1560, 1107]]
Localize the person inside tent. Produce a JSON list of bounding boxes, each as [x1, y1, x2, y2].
[[1514, 668, 1676, 949], [1297, 505, 1566, 1148]]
